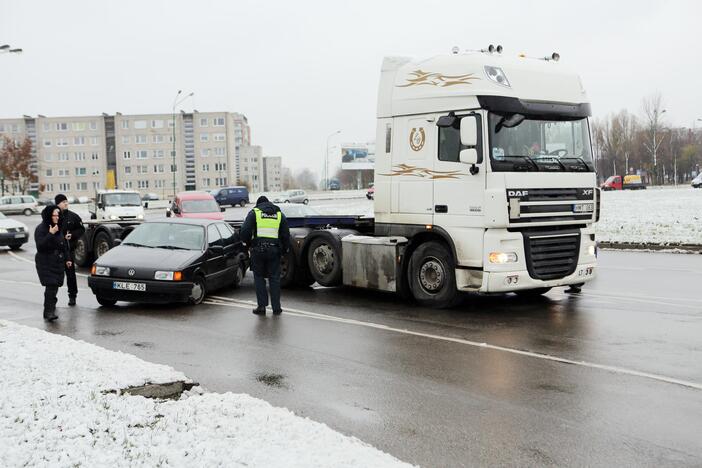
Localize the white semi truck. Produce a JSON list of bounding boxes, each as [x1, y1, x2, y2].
[[279, 47, 599, 308]]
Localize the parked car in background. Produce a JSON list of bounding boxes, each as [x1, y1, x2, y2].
[[692, 174, 702, 188], [0, 195, 39, 216], [0, 212, 29, 250], [66, 195, 78, 204], [167, 191, 225, 220], [211, 186, 249, 207], [328, 179, 341, 190], [88, 218, 247, 306], [274, 190, 309, 204], [77, 196, 91, 204], [601, 174, 646, 191], [142, 193, 160, 201], [37, 197, 53, 206]]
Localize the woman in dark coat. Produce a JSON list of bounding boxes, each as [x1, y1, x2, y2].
[[35, 205, 71, 321]]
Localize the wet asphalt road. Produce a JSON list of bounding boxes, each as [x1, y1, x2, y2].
[[2, 206, 702, 467]]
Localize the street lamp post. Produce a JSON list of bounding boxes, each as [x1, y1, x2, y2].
[[325, 130, 341, 190], [171, 90, 194, 199]]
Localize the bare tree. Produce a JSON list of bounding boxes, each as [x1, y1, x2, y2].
[[281, 166, 294, 190], [0, 136, 36, 195], [641, 92, 667, 185], [294, 168, 318, 191]]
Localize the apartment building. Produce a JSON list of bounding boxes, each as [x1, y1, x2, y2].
[[238, 146, 282, 193], [262, 156, 282, 192], [0, 111, 253, 200]]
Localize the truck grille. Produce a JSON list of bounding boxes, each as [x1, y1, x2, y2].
[[523, 232, 580, 280], [507, 188, 595, 225]]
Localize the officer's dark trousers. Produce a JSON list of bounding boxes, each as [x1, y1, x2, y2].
[[65, 255, 77, 299], [251, 244, 281, 312]]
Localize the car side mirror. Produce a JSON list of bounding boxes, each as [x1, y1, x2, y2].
[[172, 206, 180, 215], [460, 117, 478, 147]]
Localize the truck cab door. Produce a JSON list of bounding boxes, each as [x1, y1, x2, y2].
[[390, 116, 434, 223]]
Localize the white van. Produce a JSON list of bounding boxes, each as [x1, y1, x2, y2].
[[90, 190, 145, 221]]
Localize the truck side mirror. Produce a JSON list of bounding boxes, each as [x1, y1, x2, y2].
[[166, 208, 171, 218], [460, 117, 478, 147], [143, 202, 149, 209], [459, 149, 478, 165]]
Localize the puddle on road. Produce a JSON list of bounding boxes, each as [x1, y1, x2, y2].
[[132, 341, 155, 349], [255, 372, 288, 389], [94, 330, 124, 336]]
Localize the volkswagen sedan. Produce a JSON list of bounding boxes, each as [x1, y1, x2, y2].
[[88, 218, 247, 306]]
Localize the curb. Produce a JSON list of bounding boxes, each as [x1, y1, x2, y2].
[[598, 242, 702, 254]]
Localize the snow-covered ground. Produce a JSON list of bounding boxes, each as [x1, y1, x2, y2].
[[0, 320, 412, 468], [597, 186, 702, 246]]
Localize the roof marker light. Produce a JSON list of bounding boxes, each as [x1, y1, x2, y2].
[[551, 52, 560, 61], [488, 44, 495, 53], [496, 45, 503, 54], [484, 66, 511, 88]]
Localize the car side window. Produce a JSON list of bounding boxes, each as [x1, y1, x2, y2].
[[22, 197, 33, 203], [207, 224, 223, 248], [216, 223, 234, 244], [11, 197, 22, 204]]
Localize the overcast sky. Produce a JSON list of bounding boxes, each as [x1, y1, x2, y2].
[[2, 0, 700, 176]]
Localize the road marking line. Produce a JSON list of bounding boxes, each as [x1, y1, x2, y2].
[[0, 278, 91, 292], [206, 295, 702, 391], [7, 251, 89, 278]]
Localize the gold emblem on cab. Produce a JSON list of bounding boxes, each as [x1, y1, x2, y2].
[[409, 128, 425, 151]]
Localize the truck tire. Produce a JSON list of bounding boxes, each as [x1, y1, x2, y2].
[[280, 251, 296, 288], [307, 237, 342, 286], [93, 232, 112, 259], [408, 241, 459, 309], [74, 237, 92, 267]]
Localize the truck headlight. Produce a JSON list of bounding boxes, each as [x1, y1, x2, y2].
[[489, 252, 518, 264], [137, 214, 144, 220], [154, 271, 182, 281], [109, 215, 119, 220], [92, 265, 110, 276], [587, 245, 596, 256]]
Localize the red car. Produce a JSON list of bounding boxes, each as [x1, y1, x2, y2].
[[168, 191, 225, 220]]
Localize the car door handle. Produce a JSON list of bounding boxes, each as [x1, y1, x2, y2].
[[435, 205, 448, 213]]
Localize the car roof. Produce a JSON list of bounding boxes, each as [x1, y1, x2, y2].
[[145, 218, 222, 226], [177, 191, 216, 200]]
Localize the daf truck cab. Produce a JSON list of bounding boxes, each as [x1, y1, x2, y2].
[[90, 190, 145, 221]]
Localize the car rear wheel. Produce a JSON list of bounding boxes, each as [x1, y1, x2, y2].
[[189, 275, 207, 305], [307, 237, 342, 286], [96, 296, 117, 307], [94, 232, 111, 259], [23, 208, 33, 216], [9, 244, 22, 251], [303, 199, 309, 205], [239, 200, 246, 207]]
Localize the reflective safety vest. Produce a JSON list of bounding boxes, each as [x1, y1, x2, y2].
[[254, 208, 281, 239]]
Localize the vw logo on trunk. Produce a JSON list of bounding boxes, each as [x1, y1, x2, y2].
[[128, 269, 136, 276]]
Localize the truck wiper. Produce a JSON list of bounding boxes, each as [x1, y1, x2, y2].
[[560, 157, 591, 171]]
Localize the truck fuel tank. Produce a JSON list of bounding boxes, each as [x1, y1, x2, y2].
[[341, 235, 407, 292]]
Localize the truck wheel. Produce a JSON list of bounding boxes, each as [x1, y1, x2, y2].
[[96, 296, 117, 307], [280, 251, 296, 288], [408, 241, 459, 309], [189, 275, 207, 305], [74, 237, 92, 267], [514, 287, 552, 297], [307, 237, 342, 286], [93, 232, 112, 259]]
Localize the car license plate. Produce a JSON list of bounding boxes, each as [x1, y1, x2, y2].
[[573, 203, 594, 213], [14, 233, 25, 238], [113, 281, 146, 292]]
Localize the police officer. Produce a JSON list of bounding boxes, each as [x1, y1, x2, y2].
[[240, 196, 291, 316], [55, 194, 85, 306]]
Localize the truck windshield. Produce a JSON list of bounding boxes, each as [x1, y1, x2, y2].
[[488, 113, 594, 172], [103, 193, 142, 207], [123, 223, 205, 250], [182, 199, 220, 213]]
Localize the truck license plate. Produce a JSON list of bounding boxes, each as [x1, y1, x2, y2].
[[573, 203, 594, 213], [14, 233, 25, 238], [113, 281, 146, 292]]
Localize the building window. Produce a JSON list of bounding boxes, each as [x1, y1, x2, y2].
[[171, 164, 177, 173], [42, 122, 50, 132], [73, 122, 86, 131], [151, 120, 164, 129], [124, 166, 132, 174], [59, 183, 70, 191], [91, 152, 99, 160], [168, 120, 175, 128], [200, 134, 209, 142], [44, 153, 53, 162], [134, 120, 147, 129], [202, 164, 210, 171], [121, 120, 129, 129], [214, 117, 225, 127], [45, 183, 54, 192], [154, 180, 165, 188], [214, 133, 225, 142], [202, 178, 211, 186], [136, 150, 148, 159], [200, 118, 208, 127], [215, 177, 227, 185], [74, 136, 86, 146], [75, 167, 87, 176], [215, 163, 226, 171], [74, 152, 86, 161], [137, 165, 148, 174], [124, 181, 133, 189], [152, 135, 165, 143], [89, 121, 97, 130], [215, 147, 225, 156], [56, 138, 68, 147], [123, 151, 131, 159], [201, 148, 210, 157], [154, 164, 164, 173], [153, 149, 164, 158], [93, 181, 102, 190], [56, 122, 68, 131], [135, 135, 147, 144], [122, 136, 130, 144], [138, 180, 149, 189], [90, 136, 99, 146], [77, 182, 88, 191], [46, 169, 53, 177], [43, 139, 52, 147], [59, 153, 70, 161]]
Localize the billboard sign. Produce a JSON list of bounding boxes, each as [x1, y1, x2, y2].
[[340, 142, 375, 170]]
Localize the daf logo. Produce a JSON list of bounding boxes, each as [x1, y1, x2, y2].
[[128, 269, 136, 276], [508, 190, 529, 197]]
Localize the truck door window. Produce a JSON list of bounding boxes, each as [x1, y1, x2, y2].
[[438, 115, 482, 162]]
